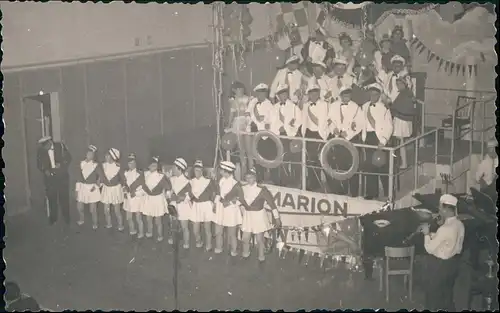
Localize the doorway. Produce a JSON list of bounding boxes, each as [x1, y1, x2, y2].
[[22, 91, 62, 211]]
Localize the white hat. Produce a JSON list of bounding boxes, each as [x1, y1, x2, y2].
[[38, 136, 52, 144], [332, 58, 348, 66], [193, 160, 204, 168], [367, 83, 383, 92], [220, 161, 236, 173], [285, 55, 300, 65], [108, 148, 120, 161], [487, 139, 497, 148], [312, 61, 327, 69], [390, 55, 405, 65], [276, 83, 289, 94], [439, 194, 458, 207], [307, 84, 320, 93], [174, 158, 188, 171], [247, 167, 257, 176], [253, 83, 269, 92], [339, 85, 352, 95], [88, 145, 97, 152], [151, 156, 160, 164]]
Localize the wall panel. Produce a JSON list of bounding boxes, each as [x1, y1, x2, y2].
[[2, 73, 29, 214], [125, 54, 162, 164], [192, 47, 216, 127]]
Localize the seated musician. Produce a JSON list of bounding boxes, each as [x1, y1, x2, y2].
[[420, 194, 465, 311], [361, 83, 393, 200], [270, 55, 304, 104], [301, 83, 330, 192], [475, 139, 498, 199], [276, 83, 302, 186], [308, 61, 334, 103], [247, 83, 279, 182], [327, 86, 363, 196]]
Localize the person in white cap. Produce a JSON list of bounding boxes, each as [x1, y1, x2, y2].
[[37, 136, 72, 225], [213, 160, 244, 257], [475, 139, 498, 197], [419, 193, 464, 311], [276, 83, 303, 185], [361, 83, 393, 200], [327, 86, 363, 196], [302, 84, 330, 191], [390, 76, 417, 169], [330, 58, 356, 102], [308, 61, 334, 102], [381, 54, 412, 104], [123, 153, 145, 238], [189, 160, 217, 250], [240, 167, 281, 264], [247, 83, 280, 182], [270, 55, 304, 104], [141, 156, 171, 242], [227, 81, 252, 175], [168, 157, 192, 248], [99, 148, 125, 231], [75, 145, 100, 229], [301, 26, 336, 74]]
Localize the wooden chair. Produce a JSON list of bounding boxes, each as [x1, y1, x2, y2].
[[380, 246, 415, 302], [441, 95, 476, 140]]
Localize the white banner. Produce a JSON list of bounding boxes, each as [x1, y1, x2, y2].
[[264, 184, 384, 253]]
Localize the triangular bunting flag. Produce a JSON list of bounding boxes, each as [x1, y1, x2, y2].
[[468, 64, 473, 77], [473, 64, 478, 76], [418, 44, 426, 55], [449, 63, 455, 75], [409, 37, 418, 47], [429, 53, 436, 62], [438, 59, 444, 71], [444, 61, 450, 72], [462, 64, 466, 76], [456, 64, 461, 76], [415, 41, 423, 51], [427, 50, 431, 61], [480, 52, 486, 62]]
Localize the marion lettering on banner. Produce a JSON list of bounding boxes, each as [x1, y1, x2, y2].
[[263, 185, 384, 254]]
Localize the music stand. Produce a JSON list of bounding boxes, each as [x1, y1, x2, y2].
[[167, 204, 180, 310]]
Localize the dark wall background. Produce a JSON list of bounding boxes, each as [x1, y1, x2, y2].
[[3, 44, 287, 215]]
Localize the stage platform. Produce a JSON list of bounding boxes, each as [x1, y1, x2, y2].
[[4, 208, 479, 311]]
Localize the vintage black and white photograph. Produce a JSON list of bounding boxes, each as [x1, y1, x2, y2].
[[1, 1, 497, 311]]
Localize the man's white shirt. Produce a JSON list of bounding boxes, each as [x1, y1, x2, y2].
[[303, 99, 330, 140], [330, 74, 355, 101], [361, 101, 393, 146], [270, 68, 304, 103], [308, 75, 334, 102], [247, 98, 277, 132], [381, 69, 413, 102], [277, 99, 302, 137], [328, 100, 363, 141], [424, 216, 465, 260]]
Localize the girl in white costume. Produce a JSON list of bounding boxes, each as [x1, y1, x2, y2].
[[213, 161, 243, 257], [99, 148, 125, 231], [169, 158, 192, 249], [240, 167, 282, 263], [141, 156, 170, 242], [75, 145, 100, 229], [189, 160, 217, 250], [123, 153, 145, 238]]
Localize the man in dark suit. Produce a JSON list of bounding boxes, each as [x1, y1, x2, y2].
[[301, 27, 336, 75], [37, 136, 72, 225]]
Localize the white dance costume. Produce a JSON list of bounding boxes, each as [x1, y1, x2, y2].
[[170, 174, 192, 221], [189, 176, 217, 223], [100, 163, 124, 205], [214, 176, 243, 227], [123, 169, 145, 213], [75, 160, 101, 204], [141, 171, 169, 217], [240, 184, 276, 234]]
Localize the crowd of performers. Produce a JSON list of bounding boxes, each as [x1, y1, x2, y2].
[[225, 25, 417, 199], [64, 142, 281, 263]]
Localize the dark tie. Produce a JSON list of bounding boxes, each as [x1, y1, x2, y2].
[[338, 76, 343, 79], [256, 101, 261, 105], [370, 102, 376, 107], [280, 102, 286, 106], [310, 102, 316, 106], [389, 74, 397, 93], [341, 102, 348, 106], [287, 71, 294, 75]]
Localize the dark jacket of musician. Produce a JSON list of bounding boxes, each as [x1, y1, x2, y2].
[[37, 139, 72, 182]]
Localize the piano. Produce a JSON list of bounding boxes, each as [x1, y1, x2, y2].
[[360, 192, 497, 279]]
